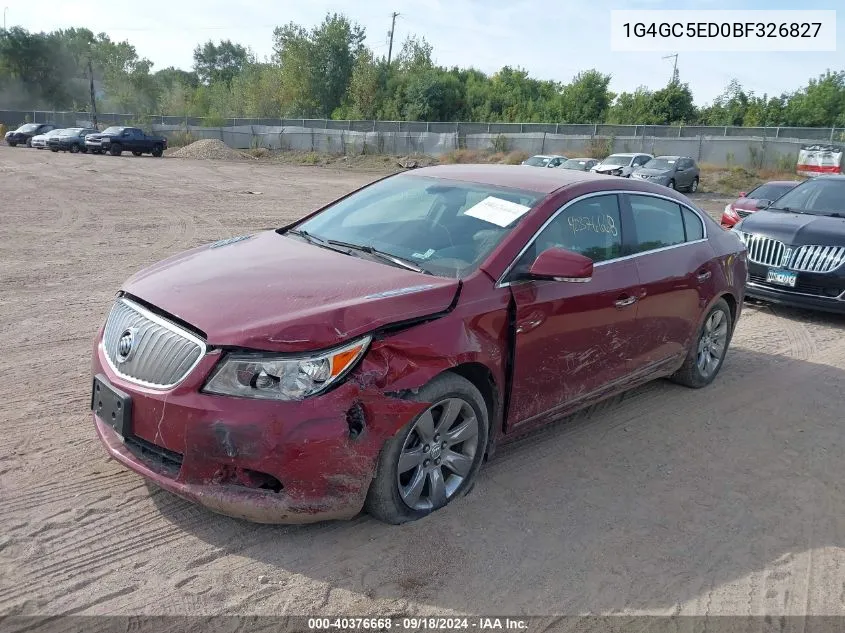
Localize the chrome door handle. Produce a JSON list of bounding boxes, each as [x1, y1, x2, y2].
[[614, 296, 637, 308], [697, 270, 712, 282]]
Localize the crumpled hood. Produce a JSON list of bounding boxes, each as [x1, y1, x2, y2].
[[739, 210, 845, 245], [593, 164, 626, 173], [122, 231, 461, 353], [634, 168, 671, 178]]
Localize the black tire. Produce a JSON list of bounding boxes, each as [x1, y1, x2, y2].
[[132, 151, 143, 157], [688, 177, 699, 193], [667, 179, 676, 190], [70, 144, 80, 154], [25, 138, 32, 148], [670, 298, 733, 389], [7, 141, 16, 147], [365, 372, 490, 524], [109, 143, 122, 156], [151, 144, 163, 157], [50, 148, 58, 152]]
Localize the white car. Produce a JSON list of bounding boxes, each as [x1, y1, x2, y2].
[[590, 153, 653, 177], [522, 154, 568, 168], [30, 128, 66, 149]]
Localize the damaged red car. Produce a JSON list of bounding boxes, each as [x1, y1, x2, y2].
[[91, 165, 747, 524]]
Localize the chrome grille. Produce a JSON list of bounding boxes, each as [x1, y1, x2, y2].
[[789, 245, 845, 273], [745, 235, 787, 267], [102, 297, 206, 389]]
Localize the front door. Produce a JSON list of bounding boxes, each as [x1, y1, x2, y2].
[[506, 193, 642, 431]]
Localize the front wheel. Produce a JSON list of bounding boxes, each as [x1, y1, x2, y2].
[[69, 144, 80, 154], [50, 148, 58, 152], [25, 138, 32, 148], [109, 143, 122, 156], [365, 373, 489, 524], [688, 177, 699, 193], [671, 298, 733, 388], [151, 144, 163, 157], [667, 179, 676, 190], [7, 141, 16, 147]]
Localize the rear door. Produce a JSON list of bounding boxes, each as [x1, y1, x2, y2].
[[623, 193, 715, 373], [505, 193, 642, 431]]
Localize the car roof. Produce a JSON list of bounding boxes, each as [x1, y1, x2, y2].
[[531, 154, 564, 158], [566, 157, 595, 161], [808, 174, 845, 181], [406, 164, 634, 194], [655, 155, 688, 160], [756, 180, 802, 186], [606, 153, 641, 157]]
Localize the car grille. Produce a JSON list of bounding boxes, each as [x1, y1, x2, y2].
[[745, 235, 788, 267], [789, 245, 845, 273], [102, 297, 206, 389]]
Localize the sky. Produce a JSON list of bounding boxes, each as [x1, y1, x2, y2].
[[4, 0, 844, 106]]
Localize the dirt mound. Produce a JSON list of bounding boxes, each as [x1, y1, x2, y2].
[[171, 138, 253, 161]]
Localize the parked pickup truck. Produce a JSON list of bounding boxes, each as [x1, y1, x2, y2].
[[85, 126, 167, 157]]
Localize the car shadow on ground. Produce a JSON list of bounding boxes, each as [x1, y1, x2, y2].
[[149, 339, 845, 614]]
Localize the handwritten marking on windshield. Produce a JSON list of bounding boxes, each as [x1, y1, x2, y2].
[[568, 215, 618, 237]]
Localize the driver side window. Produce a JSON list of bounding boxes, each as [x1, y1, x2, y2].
[[512, 194, 623, 276]]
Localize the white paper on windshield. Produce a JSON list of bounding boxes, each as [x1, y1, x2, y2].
[[464, 197, 532, 228]]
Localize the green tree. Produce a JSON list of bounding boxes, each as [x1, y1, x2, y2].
[[559, 70, 614, 123], [193, 39, 250, 86]]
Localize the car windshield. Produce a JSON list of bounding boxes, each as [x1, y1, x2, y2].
[[59, 128, 82, 136], [769, 178, 845, 216], [643, 158, 677, 170], [16, 124, 39, 133], [524, 156, 551, 167], [46, 129, 65, 136], [600, 155, 630, 166], [292, 174, 544, 279], [747, 183, 797, 201], [102, 126, 123, 134], [562, 159, 590, 170]]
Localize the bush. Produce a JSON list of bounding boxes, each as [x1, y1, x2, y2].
[[0, 123, 6, 138], [169, 130, 196, 148], [504, 150, 528, 164], [491, 134, 508, 153]]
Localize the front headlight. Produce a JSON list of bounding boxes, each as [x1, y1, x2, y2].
[[203, 335, 371, 401]]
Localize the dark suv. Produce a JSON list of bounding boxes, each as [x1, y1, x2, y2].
[[47, 128, 99, 153], [5, 123, 58, 147]]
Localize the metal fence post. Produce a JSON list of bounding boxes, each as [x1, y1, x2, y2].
[[776, 127, 780, 138], [541, 132, 546, 153], [697, 135, 703, 162], [831, 127, 836, 142]]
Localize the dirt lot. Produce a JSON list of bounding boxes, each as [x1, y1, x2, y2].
[[2, 146, 845, 619]]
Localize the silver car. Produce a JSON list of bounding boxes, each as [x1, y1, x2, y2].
[[590, 153, 653, 177], [522, 154, 568, 168], [632, 155, 701, 192]]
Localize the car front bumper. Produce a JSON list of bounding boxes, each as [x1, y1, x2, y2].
[[746, 282, 845, 314], [91, 334, 425, 523]]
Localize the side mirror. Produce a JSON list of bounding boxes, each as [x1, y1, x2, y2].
[[528, 248, 594, 282], [738, 191, 747, 198], [755, 199, 772, 209]]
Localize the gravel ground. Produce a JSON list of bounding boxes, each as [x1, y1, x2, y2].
[[2, 146, 845, 620]]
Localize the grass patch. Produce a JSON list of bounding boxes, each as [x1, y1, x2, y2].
[[698, 163, 803, 196]]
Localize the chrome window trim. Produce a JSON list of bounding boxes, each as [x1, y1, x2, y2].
[[495, 189, 710, 288], [100, 297, 208, 390]]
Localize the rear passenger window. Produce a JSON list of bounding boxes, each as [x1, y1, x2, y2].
[[630, 195, 685, 253], [682, 207, 704, 241]]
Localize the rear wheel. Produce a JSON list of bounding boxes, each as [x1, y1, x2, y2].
[[670, 298, 732, 388], [151, 144, 163, 157], [69, 144, 80, 153], [109, 143, 122, 156], [365, 373, 489, 524]]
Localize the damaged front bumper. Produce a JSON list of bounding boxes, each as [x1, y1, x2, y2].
[[91, 339, 428, 524]]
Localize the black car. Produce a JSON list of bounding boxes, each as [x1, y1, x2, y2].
[[84, 126, 167, 156], [4, 123, 58, 147], [733, 175, 845, 314], [47, 127, 99, 153]]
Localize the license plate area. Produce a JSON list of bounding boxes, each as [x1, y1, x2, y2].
[[766, 268, 797, 287], [91, 374, 132, 438]]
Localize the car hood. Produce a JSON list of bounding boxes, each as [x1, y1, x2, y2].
[[121, 230, 461, 353], [593, 164, 626, 172], [635, 168, 671, 177], [739, 210, 845, 246], [731, 198, 764, 211]]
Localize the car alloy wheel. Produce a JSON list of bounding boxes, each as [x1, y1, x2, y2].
[[696, 309, 729, 378], [690, 178, 699, 193], [397, 397, 481, 511]]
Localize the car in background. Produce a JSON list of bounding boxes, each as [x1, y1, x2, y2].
[[632, 156, 701, 192], [48, 127, 99, 153], [590, 153, 652, 177], [85, 126, 168, 157], [90, 164, 745, 525], [31, 128, 66, 149], [559, 157, 599, 171], [4, 123, 58, 147], [734, 175, 845, 314], [720, 181, 801, 228], [522, 154, 568, 168]]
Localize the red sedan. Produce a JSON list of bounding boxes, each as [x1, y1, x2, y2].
[[91, 165, 748, 524], [720, 180, 801, 228]]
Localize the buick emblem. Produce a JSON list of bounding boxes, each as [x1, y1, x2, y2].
[[116, 328, 137, 363]]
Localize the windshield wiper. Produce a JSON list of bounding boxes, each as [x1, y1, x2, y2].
[[767, 206, 805, 214], [325, 239, 430, 274], [285, 229, 352, 255]]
